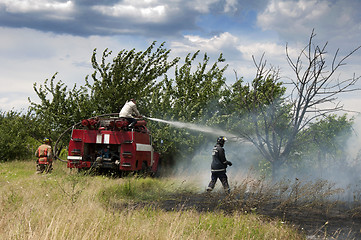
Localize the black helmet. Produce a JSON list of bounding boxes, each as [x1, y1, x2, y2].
[[216, 136, 227, 146]]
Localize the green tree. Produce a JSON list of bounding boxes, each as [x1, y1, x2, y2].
[[86, 41, 179, 115], [219, 69, 289, 177], [147, 51, 228, 166], [293, 114, 353, 173], [28, 42, 179, 155], [28, 73, 93, 153], [0, 110, 38, 161]]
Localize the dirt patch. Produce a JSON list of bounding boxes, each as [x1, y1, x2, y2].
[[142, 192, 361, 239], [257, 201, 361, 239]]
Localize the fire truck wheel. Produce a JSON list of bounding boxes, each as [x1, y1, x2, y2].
[[141, 161, 150, 177]]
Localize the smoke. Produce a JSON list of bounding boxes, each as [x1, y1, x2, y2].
[[169, 140, 259, 192], [342, 114, 361, 198], [346, 115, 361, 166], [147, 116, 257, 191], [148, 115, 361, 198], [279, 114, 361, 201]]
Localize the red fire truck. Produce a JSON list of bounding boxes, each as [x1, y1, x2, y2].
[[66, 116, 159, 175]]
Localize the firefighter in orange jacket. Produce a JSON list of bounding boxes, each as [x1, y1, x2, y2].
[[35, 138, 53, 174]]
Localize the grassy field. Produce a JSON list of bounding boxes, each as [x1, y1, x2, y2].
[[0, 160, 304, 240]]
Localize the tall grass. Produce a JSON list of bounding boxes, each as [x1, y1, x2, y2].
[[0, 160, 303, 240]]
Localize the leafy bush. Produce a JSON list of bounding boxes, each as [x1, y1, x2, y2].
[[0, 110, 38, 162]]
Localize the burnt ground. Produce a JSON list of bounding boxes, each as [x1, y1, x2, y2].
[[117, 192, 361, 239]]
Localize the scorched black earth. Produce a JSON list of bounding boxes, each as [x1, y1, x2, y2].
[[113, 191, 361, 239]]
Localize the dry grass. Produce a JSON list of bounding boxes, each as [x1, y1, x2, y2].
[[231, 174, 347, 212], [0, 160, 304, 240]]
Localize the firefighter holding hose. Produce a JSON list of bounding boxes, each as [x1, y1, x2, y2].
[[207, 136, 232, 193], [35, 137, 53, 174], [119, 98, 142, 128]]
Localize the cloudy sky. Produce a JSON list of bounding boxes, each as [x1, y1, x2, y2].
[[1, 0, 361, 114]]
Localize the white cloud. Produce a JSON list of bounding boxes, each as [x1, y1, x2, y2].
[[93, 2, 167, 23], [224, 0, 238, 13], [169, 32, 290, 82], [185, 0, 218, 13], [0, 0, 360, 114], [257, 0, 361, 44], [237, 42, 284, 60], [171, 32, 239, 54], [0, 0, 73, 13], [257, 0, 326, 37], [255, 0, 361, 88], [185, 0, 246, 14], [0, 27, 148, 111]]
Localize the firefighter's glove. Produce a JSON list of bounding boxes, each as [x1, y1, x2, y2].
[[227, 161, 232, 166]]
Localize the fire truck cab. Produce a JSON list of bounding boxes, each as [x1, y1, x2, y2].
[[67, 116, 159, 175]]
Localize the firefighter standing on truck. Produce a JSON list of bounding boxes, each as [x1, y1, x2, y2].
[[35, 138, 53, 174], [207, 136, 232, 193], [119, 98, 142, 128]]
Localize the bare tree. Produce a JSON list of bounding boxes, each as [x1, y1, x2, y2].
[[236, 30, 361, 178]]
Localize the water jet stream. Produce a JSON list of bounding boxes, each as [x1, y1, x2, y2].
[[146, 116, 244, 141]]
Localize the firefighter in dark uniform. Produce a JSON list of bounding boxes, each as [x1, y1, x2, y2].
[[207, 136, 232, 193], [35, 137, 53, 174]]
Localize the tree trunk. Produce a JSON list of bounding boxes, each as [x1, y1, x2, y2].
[[271, 158, 284, 181]]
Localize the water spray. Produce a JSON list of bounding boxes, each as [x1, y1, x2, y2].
[[145, 116, 246, 142]]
